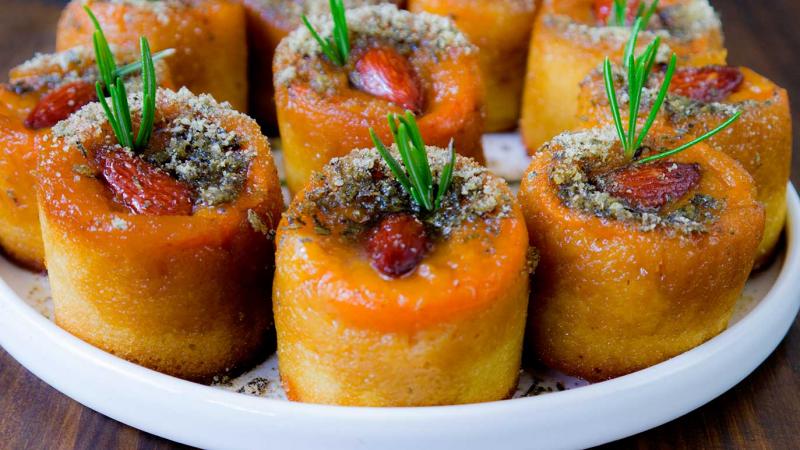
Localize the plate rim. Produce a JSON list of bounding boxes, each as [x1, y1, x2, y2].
[[1, 184, 798, 449]]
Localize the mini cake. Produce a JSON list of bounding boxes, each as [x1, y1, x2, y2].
[[238, 0, 404, 129], [273, 4, 485, 194], [37, 86, 282, 381], [408, 0, 537, 131], [519, 126, 764, 380], [519, 29, 765, 381], [56, 0, 248, 111], [520, 0, 726, 152], [520, 30, 763, 380], [0, 45, 173, 271], [578, 64, 792, 268], [274, 114, 530, 405]]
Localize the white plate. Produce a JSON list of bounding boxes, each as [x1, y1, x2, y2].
[[1, 137, 799, 449]]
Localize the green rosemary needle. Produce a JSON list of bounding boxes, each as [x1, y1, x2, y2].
[[370, 112, 455, 212], [636, 111, 742, 164], [602, 17, 740, 163], [115, 48, 175, 79], [609, 0, 627, 26], [86, 6, 157, 152], [608, 0, 659, 28], [302, 0, 350, 67], [135, 37, 157, 149]]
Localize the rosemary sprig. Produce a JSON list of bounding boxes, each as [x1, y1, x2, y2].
[[86, 6, 116, 90], [86, 6, 157, 152], [115, 48, 175, 78], [302, 0, 350, 67], [605, 18, 674, 159], [639, 0, 660, 29], [135, 37, 156, 149], [608, 0, 659, 28], [609, 0, 627, 26], [636, 111, 742, 164], [369, 112, 456, 212], [602, 17, 740, 163]]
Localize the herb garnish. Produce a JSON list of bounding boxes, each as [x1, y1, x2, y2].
[[302, 0, 350, 67], [607, 0, 659, 28], [115, 48, 174, 79], [86, 6, 157, 152], [603, 17, 741, 163], [369, 111, 455, 212]]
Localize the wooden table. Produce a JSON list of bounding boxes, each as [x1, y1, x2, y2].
[[1, 0, 798, 448]]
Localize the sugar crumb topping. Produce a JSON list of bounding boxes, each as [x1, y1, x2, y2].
[[52, 87, 254, 208], [275, 5, 475, 86], [252, 0, 403, 24], [8, 45, 166, 95], [546, 0, 721, 44], [79, 1, 194, 25], [545, 127, 720, 234], [582, 64, 742, 123], [289, 146, 513, 238], [13, 46, 93, 75]]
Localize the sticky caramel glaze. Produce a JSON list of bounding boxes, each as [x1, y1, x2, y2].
[[520, 0, 726, 152], [408, 0, 536, 132], [0, 48, 174, 271], [274, 179, 528, 405], [519, 138, 764, 381], [56, 0, 248, 111], [577, 67, 792, 268], [0, 110, 43, 270], [238, 0, 404, 130], [37, 91, 283, 381]]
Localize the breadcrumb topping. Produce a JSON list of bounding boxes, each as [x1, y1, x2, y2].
[[545, 127, 720, 233], [581, 64, 742, 124], [52, 87, 254, 207], [274, 5, 475, 87], [7, 45, 167, 95], [252, 0, 403, 25], [83, 0, 187, 24], [288, 146, 513, 238], [546, 0, 721, 44], [12, 46, 93, 75]]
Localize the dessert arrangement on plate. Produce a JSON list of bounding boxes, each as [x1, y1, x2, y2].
[[0, 0, 793, 409]]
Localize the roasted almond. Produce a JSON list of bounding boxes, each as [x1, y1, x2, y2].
[[596, 161, 701, 210], [24, 80, 97, 130], [668, 66, 744, 103], [350, 47, 424, 113], [366, 213, 430, 278], [97, 147, 194, 216]]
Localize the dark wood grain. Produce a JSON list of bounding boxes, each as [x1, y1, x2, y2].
[[0, 0, 798, 448]]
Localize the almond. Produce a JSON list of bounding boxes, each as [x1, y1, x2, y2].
[[97, 147, 194, 216], [596, 161, 701, 210], [350, 47, 424, 113], [366, 213, 430, 278], [668, 66, 744, 103], [24, 80, 97, 130]]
